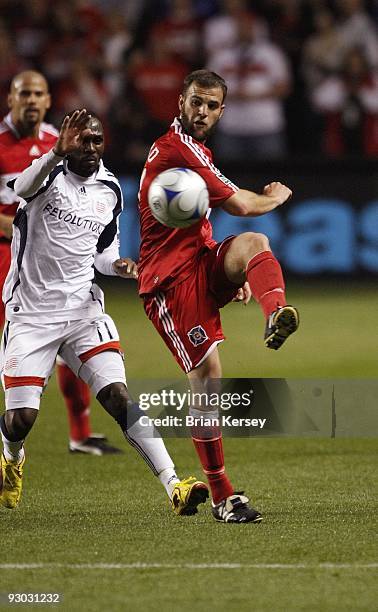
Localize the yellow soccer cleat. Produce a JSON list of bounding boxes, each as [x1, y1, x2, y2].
[[264, 305, 299, 350], [171, 476, 209, 516], [0, 452, 25, 509]]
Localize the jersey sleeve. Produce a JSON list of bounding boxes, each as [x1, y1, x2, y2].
[[94, 233, 120, 276], [7, 149, 64, 202], [96, 180, 123, 253], [167, 134, 238, 208], [0, 176, 19, 206], [0, 146, 19, 206]]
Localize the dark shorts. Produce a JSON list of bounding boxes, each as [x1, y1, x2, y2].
[[143, 237, 240, 373]]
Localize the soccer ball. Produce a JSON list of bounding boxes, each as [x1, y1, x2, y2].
[[148, 168, 209, 228]]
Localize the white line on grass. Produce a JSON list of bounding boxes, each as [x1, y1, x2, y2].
[[0, 563, 377, 570]]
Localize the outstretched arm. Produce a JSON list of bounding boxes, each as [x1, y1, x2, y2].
[[95, 234, 138, 280], [112, 258, 138, 279], [12, 109, 91, 199], [95, 251, 138, 280], [222, 182, 292, 217], [12, 149, 63, 199]]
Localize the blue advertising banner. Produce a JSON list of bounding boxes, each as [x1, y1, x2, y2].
[[118, 164, 378, 276]]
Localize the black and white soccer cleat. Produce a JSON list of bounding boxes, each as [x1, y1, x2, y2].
[[211, 493, 263, 524], [264, 305, 299, 350], [69, 434, 123, 456]]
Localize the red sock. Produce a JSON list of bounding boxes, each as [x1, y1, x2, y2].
[[247, 250, 287, 318], [191, 419, 234, 504], [56, 363, 91, 442]]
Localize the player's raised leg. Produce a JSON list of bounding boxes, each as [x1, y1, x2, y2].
[[187, 348, 262, 524], [223, 232, 299, 349]]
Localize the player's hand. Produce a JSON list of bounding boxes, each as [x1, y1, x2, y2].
[[263, 182, 292, 206], [112, 258, 138, 279], [232, 282, 252, 305], [53, 109, 91, 157]]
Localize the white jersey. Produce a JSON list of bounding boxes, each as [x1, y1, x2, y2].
[[3, 151, 122, 323]]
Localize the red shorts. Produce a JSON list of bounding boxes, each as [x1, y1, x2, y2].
[[143, 237, 240, 373], [0, 241, 11, 329]]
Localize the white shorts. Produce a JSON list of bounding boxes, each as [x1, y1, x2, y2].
[[0, 314, 126, 410]]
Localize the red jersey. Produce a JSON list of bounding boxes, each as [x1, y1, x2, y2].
[[0, 113, 58, 240], [138, 118, 238, 295]]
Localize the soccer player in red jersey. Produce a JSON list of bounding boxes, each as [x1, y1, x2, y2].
[[0, 71, 121, 455], [138, 69, 299, 523]]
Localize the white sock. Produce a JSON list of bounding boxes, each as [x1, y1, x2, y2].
[[158, 467, 180, 499], [1, 431, 25, 463], [120, 403, 177, 479]]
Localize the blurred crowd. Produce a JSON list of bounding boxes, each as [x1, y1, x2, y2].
[[1, 0, 378, 167]]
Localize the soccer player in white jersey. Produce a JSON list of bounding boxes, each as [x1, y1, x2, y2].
[[0, 109, 208, 514], [0, 70, 122, 455]]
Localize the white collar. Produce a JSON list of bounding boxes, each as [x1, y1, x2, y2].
[[3, 112, 45, 140], [4, 113, 21, 139], [63, 158, 109, 181]]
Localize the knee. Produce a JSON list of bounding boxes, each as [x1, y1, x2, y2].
[[243, 232, 270, 255], [227, 232, 270, 275], [201, 362, 221, 379], [4, 408, 38, 440], [97, 382, 130, 417], [109, 383, 130, 413]]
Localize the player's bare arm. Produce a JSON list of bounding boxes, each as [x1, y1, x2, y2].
[[222, 182, 292, 217], [112, 258, 138, 279], [0, 212, 13, 239]]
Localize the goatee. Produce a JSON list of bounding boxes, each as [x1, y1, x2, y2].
[[180, 113, 217, 142]]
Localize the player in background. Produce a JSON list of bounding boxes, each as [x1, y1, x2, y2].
[[138, 69, 299, 523], [0, 110, 207, 514], [0, 70, 121, 455]]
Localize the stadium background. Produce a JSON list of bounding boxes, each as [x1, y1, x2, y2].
[[1, 1, 377, 611], [1, 0, 377, 277]]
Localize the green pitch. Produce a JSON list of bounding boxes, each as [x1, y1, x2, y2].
[[1, 282, 377, 611], [105, 279, 378, 379]]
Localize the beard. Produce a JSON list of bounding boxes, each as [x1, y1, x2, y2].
[[22, 109, 41, 127], [180, 110, 218, 142]]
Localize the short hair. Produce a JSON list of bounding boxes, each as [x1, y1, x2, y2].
[[182, 70, 228, 102], [64, 110, 103, 131]]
